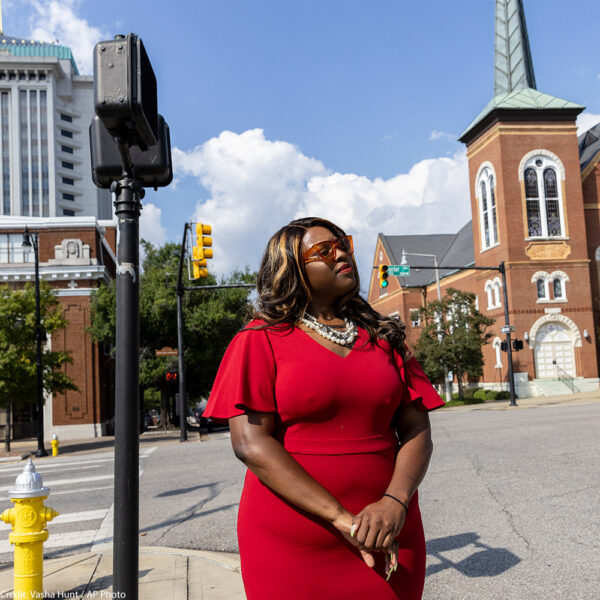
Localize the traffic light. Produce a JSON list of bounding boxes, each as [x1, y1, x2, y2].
[[512, 339, 523, 352], [500, 341, 508, 352], [191, 222, 213, 279], [165, 371, 178, 383], [378, 265, 389, 288]]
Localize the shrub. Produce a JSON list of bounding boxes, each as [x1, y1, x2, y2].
[[485, 390, 499, 400], [495, 390, 511, 400], [473, 389, 487, 401]]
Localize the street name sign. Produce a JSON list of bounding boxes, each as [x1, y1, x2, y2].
[[388, 265, 410, 276], [500, 326, 515, 334]]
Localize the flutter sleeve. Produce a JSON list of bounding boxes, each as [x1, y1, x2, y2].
[[203, 326, 276, 423], [401, 353, 445, 412]]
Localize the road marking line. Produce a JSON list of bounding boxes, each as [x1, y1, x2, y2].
[[53, 509, 108, 525], [0, 529, 104, 554], [0, 474, 113, 492], [50, 484, 113, 496], [0, 458, 114, 474]]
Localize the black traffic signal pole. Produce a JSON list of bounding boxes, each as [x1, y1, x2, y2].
[[28, 231, 48, 457], [499, 262, 517, 406], [174, 222, 256, 440], [176, 222, 190, 442], [393, 262, 517, 407], [112, 141, 145, 599]]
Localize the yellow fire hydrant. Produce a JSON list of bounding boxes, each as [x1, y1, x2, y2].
[[51, 434, 59, 457], [0, 459, 58, 596]]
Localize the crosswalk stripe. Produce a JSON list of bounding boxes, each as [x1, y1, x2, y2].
[[0, 529, 109, 554], [0, 474, 113, 492], [0, 458, 114, 474], [52, 509, 107, 524], [51, 484, 113, 496]]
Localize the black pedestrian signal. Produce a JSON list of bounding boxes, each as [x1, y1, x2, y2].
[[165, 371, 178, 383], [378, 265, 389, 288], [512, 339, 524, 351], [501, 341, 508, 352]]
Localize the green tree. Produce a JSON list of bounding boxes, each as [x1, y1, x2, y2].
[[89, 240, 255, 425], [414, 288, 495, 398], [0, 283, 77, 449]]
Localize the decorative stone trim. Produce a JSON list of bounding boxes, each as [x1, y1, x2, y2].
[[529, 313, 582, 348], [518, 149, 566, 181]]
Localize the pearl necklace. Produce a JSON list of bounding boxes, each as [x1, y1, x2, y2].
[[300, 313, 358, 346]]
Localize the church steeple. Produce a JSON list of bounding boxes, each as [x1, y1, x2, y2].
[[459, 0, 583, 143], [494, 0, 536, 95]]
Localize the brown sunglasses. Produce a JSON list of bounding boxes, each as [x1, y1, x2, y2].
[[303, 235, 354, 265]]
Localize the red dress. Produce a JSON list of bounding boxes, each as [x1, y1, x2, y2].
[[204, 321, 444, 600]]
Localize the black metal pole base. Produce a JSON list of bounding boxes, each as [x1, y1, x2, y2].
[[35, 448, 48, 458], [112, 176, 143, 600]]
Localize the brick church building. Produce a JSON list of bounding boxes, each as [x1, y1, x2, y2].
[[369, 0, 600, 397]]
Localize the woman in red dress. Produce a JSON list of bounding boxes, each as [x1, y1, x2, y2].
[[203, 217, 444, 599]]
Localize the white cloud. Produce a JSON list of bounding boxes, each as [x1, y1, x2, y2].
[[576, 111, 600, 136], [173, 129, 470, 289], [27, 0, 108, 74], [140, 203, 167, 247], [429, 130, 456, 142]]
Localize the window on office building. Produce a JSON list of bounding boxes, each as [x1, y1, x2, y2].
[[0, 92, 10, 215], [19, 90, 49, 217]]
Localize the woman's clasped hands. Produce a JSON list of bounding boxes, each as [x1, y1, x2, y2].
[[332, 495, 407, 580]]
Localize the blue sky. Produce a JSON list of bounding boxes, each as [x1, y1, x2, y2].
[[6, 0, 600, 287]]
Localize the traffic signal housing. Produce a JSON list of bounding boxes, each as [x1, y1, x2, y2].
[[378, 265, 389, 288], [192, 222, 213, 279], [512, 339, 523, 352]]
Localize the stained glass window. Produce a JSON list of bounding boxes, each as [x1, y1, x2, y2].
[[537, 279, 546, 299], [481, 180, 490, 247], [478, 167, 498, 249], [553, 278, 563, 299], [524, 160, 563, 238], [525, 168, 538, 198], [490, 176, 498, 243]]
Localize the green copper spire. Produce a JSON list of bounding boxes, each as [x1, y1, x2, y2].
[[495, 0, 536, 95], [460, 0, 583, 142]]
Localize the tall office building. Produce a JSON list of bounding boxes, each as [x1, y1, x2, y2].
[[0, 33, 111, 219]]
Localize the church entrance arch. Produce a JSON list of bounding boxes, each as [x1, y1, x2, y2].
[[533, 321, 576, 378]]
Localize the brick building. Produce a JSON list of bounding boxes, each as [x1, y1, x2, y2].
[[0, 218, 116, 439], [368, 0, 600, 397]]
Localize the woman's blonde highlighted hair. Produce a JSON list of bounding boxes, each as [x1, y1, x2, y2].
[[251, 217, 406, 360]]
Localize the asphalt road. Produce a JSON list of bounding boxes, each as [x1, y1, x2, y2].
[[0, 405, 597, 599]]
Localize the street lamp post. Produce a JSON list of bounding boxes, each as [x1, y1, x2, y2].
[[401, 250, 453, 403], [22, 227, 48, 457]]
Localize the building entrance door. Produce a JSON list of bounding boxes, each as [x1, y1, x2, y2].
[[534, 322, 575, 378]]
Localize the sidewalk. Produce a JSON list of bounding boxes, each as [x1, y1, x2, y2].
[[436, 386, 600, 412], [0, 546, 246, 599]]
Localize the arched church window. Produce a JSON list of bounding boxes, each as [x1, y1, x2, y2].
[[481, 181, 490, 248], [544, 168, 561, 236], [553, 278, 563, 299], [537, 279, 546, 299], [525, 168, 542, 237], [522, 154, 565, 239], [476, 165, 499, 250]]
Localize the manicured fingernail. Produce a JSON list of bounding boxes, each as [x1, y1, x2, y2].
[[350, 524, 358, 537]]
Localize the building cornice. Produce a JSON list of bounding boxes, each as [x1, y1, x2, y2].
[[0, 264, 109, 283]]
